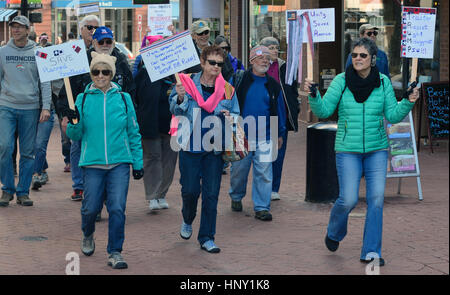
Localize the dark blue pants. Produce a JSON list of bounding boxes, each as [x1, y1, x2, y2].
[[179, 151, 223, 245], [272, 131, 288, 193]]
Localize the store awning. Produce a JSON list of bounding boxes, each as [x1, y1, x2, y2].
[[0, 9, 17, 22]]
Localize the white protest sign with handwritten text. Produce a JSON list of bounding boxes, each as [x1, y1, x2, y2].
[[148, 4, 172, 36], [286, 8, 335, 43], [401, 6, 436, 59], [34, 40, 90, 83], [140, 31, 200, 82]]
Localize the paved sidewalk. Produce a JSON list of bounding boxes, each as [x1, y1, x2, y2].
[[0, 122, 448, 275]]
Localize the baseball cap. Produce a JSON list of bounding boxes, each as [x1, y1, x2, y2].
[[9, 15, 30, 28], [92, 26, 114, 41], [249, 45, 271, 61], [359, 24, 379, 35], [191, 20, 210, 34]]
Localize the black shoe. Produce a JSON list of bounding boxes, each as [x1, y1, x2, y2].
[[325, 235, 339, 252], [231, 200, 242, 212], [360, 257, 385, 267], [254, 210, 272, 221]]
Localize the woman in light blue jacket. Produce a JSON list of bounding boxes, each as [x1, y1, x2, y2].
[[66, 52, 143, 270]]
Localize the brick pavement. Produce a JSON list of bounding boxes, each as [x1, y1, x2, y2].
[[0, 122, 448, 275]]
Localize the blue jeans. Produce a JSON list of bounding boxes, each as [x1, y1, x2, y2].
[[327, 150, 388, 260], [0, 106, 39, 196], [81, 163, 130, 254], [272, 131, 288, 193], [33, 110, 55, 174], [70, 140, 83, 190], [229, 141, 273, 212], [179, 151, 223, 245]]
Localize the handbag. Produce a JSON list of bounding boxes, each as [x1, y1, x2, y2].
[[222, 116, 249, 162]]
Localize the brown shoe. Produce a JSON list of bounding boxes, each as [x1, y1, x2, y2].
[[0, 191, 14, 207], [16, 195, 33, 206]]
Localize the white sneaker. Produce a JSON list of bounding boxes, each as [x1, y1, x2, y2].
[[149, 199, 160, 210], [271, 192, 281, 201], [158, 198, 169, 209]]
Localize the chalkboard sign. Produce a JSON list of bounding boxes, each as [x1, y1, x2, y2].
[[421, 81, 449, 139]]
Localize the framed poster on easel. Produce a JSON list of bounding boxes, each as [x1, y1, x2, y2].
[[385, 112, 423, 200]]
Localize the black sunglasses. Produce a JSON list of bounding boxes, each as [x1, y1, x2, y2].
[[85, 25, 99, 31], [207, 60, 224, 67], [98, 39, 113, 45], [221, 46, 231, 52], [366, 31, 378, 37], [91, 69, 112, 76], [197, 30, 210, 36], [351, 52, 369, 59]]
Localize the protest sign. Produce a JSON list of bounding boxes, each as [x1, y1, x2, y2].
[[34, 40, 90, 83], [140, 31, 200, 82], [148, 4, 173, 36], [401, 7, 437, 59], [286, 8, 335, 43]]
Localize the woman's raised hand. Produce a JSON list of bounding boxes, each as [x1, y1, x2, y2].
[[408, 87, 420, 103]]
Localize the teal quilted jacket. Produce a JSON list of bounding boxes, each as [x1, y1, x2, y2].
[[308, 73, 415, 153]]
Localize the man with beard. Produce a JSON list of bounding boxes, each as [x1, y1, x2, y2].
[[228, 45, 286, 221]]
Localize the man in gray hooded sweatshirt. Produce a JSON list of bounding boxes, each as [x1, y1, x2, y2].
[[0, 15, 51, 207]]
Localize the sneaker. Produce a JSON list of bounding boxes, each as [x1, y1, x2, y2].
[[64, 163, 71, 173], [325, 235, 339, 252], [81, 234, 95, 256], [31, 175, 42, 191], [200, 240, 221, 253], [149, 199, 160, 210], [157, 198, 169, 209], [360, 257, 385, 267], [71, 189, 83, 201], [271, 192, 281, 201], [0, 191, 14, 207], [180, 222, 192, 240], [16, 195, 33, 206], [231, 200, 242, 212], [40, 172, 49, 185], [254, 210, 272, 221], [108, 252, 128, 269]]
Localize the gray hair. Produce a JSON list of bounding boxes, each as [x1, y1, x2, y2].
[[352, 37, 378, 57], [260, 36, 279, 47], [79, 15, 100, 29]]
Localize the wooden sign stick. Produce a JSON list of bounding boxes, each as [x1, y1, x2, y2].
[[64, 77, 77, 124], [175, 73, 181, 84], [307, 44, 313, 81], [410, 58, 418, 83]]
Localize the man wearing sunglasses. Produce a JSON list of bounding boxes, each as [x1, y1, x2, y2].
[[185, 20, 213, 74], [79, 15, 100, 50], [345, 24, 390, 79]]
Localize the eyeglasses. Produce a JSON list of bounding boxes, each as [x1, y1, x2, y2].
[[196, 30, 210, 36], [366, 31, 378, 37], [85, 25, 99, 31], [268, 46, 280, 50], [220, 46, 231, 52], [98, 39, 113, 45], [91, 69, 112, 76], [351, 52, 369, 59], [207, 60, 224, 67]]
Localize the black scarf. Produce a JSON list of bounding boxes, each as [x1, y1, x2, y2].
[[345, 65, 380, 103]]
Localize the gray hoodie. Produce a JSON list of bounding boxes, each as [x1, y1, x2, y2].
[[0, 39, 51, 110]]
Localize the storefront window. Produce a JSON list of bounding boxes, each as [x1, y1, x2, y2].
[[344, 0, 441, 89]]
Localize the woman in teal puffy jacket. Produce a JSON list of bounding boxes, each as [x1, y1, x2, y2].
[[66, 52, 143, 270], [304, 38, 420, 267]]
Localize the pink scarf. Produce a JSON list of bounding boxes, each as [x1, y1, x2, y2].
[[169, 73, 229, 136]]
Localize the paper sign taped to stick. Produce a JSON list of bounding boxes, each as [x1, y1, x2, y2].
[[35, 40, 90, 83], [401, 6, 436, 59], [140, 31, 200, 82], [286, 8, 335, 43]]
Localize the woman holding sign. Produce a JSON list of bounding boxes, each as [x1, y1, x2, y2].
[[65, 52, 143, 269], [304, 38, 420, 266], [169, 45, 240, 253]]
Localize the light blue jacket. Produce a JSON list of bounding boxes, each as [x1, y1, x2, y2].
[[66, 82, 143, 170], [169, 72, 240, 152]]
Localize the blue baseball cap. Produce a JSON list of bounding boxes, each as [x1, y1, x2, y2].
[[92, 26, 113, 41]]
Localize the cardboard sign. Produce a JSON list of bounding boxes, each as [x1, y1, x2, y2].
[[148, 4, 173, 36], [286, 8, 335, 43], [34, 40, 90, 83], [140, 31, 200, 82], [401, 6, 437, 59]]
